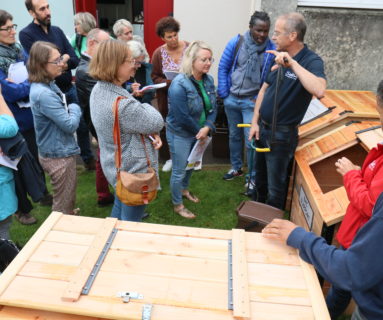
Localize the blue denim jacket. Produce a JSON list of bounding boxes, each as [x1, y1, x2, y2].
[[30, 81, 81, 158], [167, 73, 217, 138]]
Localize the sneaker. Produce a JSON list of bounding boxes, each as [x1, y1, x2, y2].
[[14, 212, 37, 225], [162, 159, 172, 172], [223, 168, 243, 180], [244, 180, 255, 197]]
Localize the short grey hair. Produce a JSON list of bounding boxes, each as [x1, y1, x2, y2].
[[126, 39, 149, 63], [180, 40, 213, 77], [87, 28, 109, 45], [113, 19, 133, 37], [279, 12, 307, 42], [74, 12, 97, 34]]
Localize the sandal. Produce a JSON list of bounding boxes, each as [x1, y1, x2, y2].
[[174, 206, 196, 219], [182, 191, 200, 203]]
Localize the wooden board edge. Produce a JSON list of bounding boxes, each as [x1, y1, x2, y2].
[[232, 229, 251, 319], [298, 256, 331, 320], [0, 211, 63, 298], [61, 217, 118, 302]]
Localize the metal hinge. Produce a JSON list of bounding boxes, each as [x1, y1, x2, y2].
[[142, 304, 153, 320], [117, 291, 144, 303], [339, 110, 354, 116], [228, 240, 233, 310]]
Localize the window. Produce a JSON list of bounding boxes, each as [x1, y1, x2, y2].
[[297, 0, 383, 9]]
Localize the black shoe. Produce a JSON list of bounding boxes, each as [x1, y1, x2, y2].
[[39, 193, 53, 206], [142, 212, 150, 220], [97, 195, 114, 207]]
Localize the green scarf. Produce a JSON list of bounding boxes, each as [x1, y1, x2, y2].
[[0, 42, 24, 73]]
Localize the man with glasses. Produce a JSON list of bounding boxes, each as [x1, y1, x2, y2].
[[217, 11, 275, 196], [75, 29, 114, 208], [19, 0, 96, 171], [249, 12, 326, 210]]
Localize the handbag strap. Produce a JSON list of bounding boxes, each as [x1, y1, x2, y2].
[[113, 96, 151, 172]]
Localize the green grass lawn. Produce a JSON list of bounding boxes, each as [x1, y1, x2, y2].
[[10, 165, 248, 247]]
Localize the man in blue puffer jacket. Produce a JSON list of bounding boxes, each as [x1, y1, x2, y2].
[[218, 11, 275, 190]]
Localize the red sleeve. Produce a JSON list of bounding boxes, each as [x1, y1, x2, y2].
[[343, 159, 383, 219]]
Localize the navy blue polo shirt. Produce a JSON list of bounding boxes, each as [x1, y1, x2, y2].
[[259, 45, 326, 126]]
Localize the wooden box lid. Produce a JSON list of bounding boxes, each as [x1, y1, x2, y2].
[[0, 212, 329, 320], [299, 90, 378, 138]]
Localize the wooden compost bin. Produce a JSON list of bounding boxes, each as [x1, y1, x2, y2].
[[0, 212, 330, 320], [291, 120, 381, 244], [299, 90, 378, 146]]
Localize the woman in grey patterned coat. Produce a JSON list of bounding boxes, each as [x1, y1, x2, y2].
[[89, 39, 164, 221]]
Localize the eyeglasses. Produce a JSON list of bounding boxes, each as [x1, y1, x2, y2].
[[198, 57, 214, 64], [272, 31, 289, 37], [0, 24, 17, 33], [47, 56, 64, 65], [125, 59, 136, 66]]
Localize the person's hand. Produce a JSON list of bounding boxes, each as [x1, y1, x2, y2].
[[335, 157, 360, 176], [266, 50, 294, 68], [248, 123, 260, 141], [149, 134, 162, 150], [131, 82, 143, 97], [61, 54, 70, 70], [262, 219, 298, 243], [196, 126, 210, 140]]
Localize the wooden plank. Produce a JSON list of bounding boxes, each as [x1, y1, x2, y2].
[[61, 217, 118, 302], [116, 221, 232, 240], [250, 301, 315, 320], [53, 215, 106, 234], [111, 230, 228, 260], [232, 229, 250, 319], [298, 258, 331, 320], [0, 211, 62, 297], [19, 261, 77, 282], [45, 230, 95, 246], [101, 249, 227, 283], [357, 128, 383, 151]]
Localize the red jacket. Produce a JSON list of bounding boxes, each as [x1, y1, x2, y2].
[[336, 143, 383, 248]]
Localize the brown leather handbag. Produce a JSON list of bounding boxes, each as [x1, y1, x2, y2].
[[113, 96, 159, 206]]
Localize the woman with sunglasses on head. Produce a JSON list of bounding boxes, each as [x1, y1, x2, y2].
[[89, 39, 163, 221], [167, 41, 217, 219], [28, 41, 81, 215], [0, 9, 51, 225]]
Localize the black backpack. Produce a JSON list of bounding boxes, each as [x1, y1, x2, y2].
[[0, 239, 19, 273]]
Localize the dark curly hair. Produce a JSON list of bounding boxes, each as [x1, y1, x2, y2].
[[249, 11, 270, 28], [155, 16, 180, 38]]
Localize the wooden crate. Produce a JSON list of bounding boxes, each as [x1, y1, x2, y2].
[[291, 120, 381, 243], [0, 212, 329, 320], [298, 90, 378, 146]]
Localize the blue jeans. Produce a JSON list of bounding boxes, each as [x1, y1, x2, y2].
[[166, 129, 196, 205], [111, 196, 146, 221], [65, 85, 94, 163], [224, 94, 255, 176], [254, 122, 298, 209]]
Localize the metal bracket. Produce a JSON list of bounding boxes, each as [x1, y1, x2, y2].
[[345, 120, 361, 126], [228, 239, 233, 310], [142, 304, 153, 320], [355, 125, 382, 134], [339, 110, 354, 116], [82, 228, 118, 295], [117, 291, 144, 303]]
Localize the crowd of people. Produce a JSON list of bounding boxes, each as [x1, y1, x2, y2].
[[0, 0, 382, 318]]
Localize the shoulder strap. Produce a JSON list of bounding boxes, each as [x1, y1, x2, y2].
[[113, 96, 151, 173], [231, 34, 244, 69], [75, 34, 83, 54]]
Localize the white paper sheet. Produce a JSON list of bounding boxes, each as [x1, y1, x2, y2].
[[186, 136, 212, 170], [8, 62, 28, 84]]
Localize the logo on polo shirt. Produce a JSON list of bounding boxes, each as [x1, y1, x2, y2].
[[285, 70, 297, 81]]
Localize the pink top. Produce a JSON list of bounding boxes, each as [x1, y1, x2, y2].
[[160, 45, 187, 72]]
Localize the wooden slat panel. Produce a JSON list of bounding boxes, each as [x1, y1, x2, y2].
[[45, 230, 95, 246], [101, 250, 227, 282], [116, 221, 232, 240], [19, 261, 77, 282], [245, 233, 300, 266], [29, 241, 89, 266], [250, 301, 314, 320], [306, 143, 323, 159], [62, 217, 118, 302], [316, 135, 337, 154], [53, 215, 106, 234], [332, 186, 350, 213], [111, 230, 228, 260], [232, 229, 250, 318], [0, 212, 62, 297], [357, 128, 383, 151]]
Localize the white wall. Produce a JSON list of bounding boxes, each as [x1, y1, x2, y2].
[[174, 0, 260, 81], [1, 0, 75, 41]]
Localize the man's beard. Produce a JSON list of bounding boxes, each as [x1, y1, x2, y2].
[[36, 15, 51, 27]]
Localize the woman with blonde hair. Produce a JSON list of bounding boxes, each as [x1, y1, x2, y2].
[[70, 12, 97, 58], [167, 41, 217, 219], [89, 39, 163, 221]]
